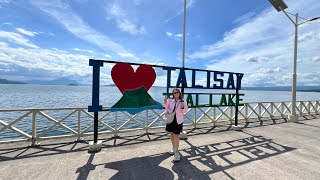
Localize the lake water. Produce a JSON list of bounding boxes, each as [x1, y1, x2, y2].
[[0, 84, 319, 109], [0, 84, 319, 141]]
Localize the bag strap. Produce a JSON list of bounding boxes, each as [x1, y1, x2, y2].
[[172, 101, 181, 113]]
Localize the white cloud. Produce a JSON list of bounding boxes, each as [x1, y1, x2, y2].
[[312, 56, 320, 62], [246, 56, 269, 62], [166, 32, 183, 41], [233, 11, 256, 25], [72, 48, 94, 53], [298, 31, 316, 42], [0, 41, 8, 47], [165, 0, 196, 23], [0, 30, 39, 48], [166, 32, 173, 37], [298, 72, 320, 86], [71, 0, 89, 3], [118, 52, 135, 58], [257, 67, 281, 73], [0, 0, 12, 3], [190, 0, 320, 86], [188, 11, 290, 59], [2, 22, 13, 26], [0, 44, 94, 83], [31, 0, 129, 54], [117, 19, 146, 35], [106, 2, 145, 35], [0, 0, 12, 8], [104, 54, 112, 58], [16, 28, 38, 37], [133, 0, 143, 6]]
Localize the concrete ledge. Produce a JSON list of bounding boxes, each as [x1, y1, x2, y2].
[[232, 125, 242, 131], [288, 115, 299, 122], [179, 131, 188, 140], [89, 140, 102, 153]]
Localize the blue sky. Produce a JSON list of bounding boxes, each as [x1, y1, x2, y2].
[[0, 0, 319, 86]]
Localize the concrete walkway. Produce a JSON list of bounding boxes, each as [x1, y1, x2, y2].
[[1, 115, 320, 179]]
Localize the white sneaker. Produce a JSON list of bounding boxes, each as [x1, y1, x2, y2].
[[173, 151, 181, 162], [169, 148, 175, 155]]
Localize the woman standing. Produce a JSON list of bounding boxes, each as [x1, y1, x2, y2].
[[164, 88, 188, 162]]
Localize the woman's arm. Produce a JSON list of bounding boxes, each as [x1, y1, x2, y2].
[[179, 100, 188, 114], [164, 99, 172, 112]]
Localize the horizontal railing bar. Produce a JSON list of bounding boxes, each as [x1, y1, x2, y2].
[[0, 107, 88, 112], [1, 100, 320, 111], [174, 93, 245, 95], [0, 100, 319, 144], [0, 138, 29, 144]]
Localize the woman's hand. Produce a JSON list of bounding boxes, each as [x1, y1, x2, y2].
[[164, 97, 167, 104]]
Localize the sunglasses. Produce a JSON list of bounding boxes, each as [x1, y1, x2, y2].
[[173, 92, 180, 94]]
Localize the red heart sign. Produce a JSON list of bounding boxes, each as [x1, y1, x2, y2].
[[111, 62, 156, 94]]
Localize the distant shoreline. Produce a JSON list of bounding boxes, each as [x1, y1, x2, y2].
[[0, 78, 26, 84], [297, 90, 320, 92]]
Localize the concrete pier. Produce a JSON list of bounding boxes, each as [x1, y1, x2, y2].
[[0, 115, 320, 179]]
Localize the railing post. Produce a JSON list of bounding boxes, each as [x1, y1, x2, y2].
[[309, 101, 313, 114], [245, 103, 248, 122], [234, 106, 238, 126], [31, 110, 37, 146], [281, 102, 285, 118], [76, 108, 83, 141], [114, 112, 118, 137], [145, 110, 149, 134], [258, 103, 262, 121], [230, 106, 234, 123], [193, 108, 197, 128], [312, 101, 316, 114], [271, 103, 274, 119], [213, 107, 216, 125]]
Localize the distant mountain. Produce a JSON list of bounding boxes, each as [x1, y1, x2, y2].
[[295, 86, 320, 92], [242, 86, 320, 92], [104, 84, 116, 87], [24, 77, 80, 85], [0, 78, 26, 84]]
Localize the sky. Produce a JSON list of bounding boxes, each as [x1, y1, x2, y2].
[[0, 0, 319, 87]]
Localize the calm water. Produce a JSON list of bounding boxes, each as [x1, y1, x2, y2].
[[0, 84, 319, 140], [0, 84, 319, 109]]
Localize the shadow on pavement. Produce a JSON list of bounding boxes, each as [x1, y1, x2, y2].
[[1, 115, 316, 163], [75, 133, 295, 179]]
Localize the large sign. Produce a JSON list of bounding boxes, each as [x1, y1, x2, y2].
[[88, 59, 244, 114], [88, 59, 245, 144]]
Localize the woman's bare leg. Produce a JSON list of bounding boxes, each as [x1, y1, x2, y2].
[[174, 134, 180, 152], [170, 132, 175, 149]]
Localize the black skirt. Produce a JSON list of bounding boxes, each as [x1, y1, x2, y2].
[[166, 115, 183, 134]]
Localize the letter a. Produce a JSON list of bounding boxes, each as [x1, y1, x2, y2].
[[176, 69, 187, 88]]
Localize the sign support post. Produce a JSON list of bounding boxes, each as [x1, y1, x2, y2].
[[88, 59, 103, 152]]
